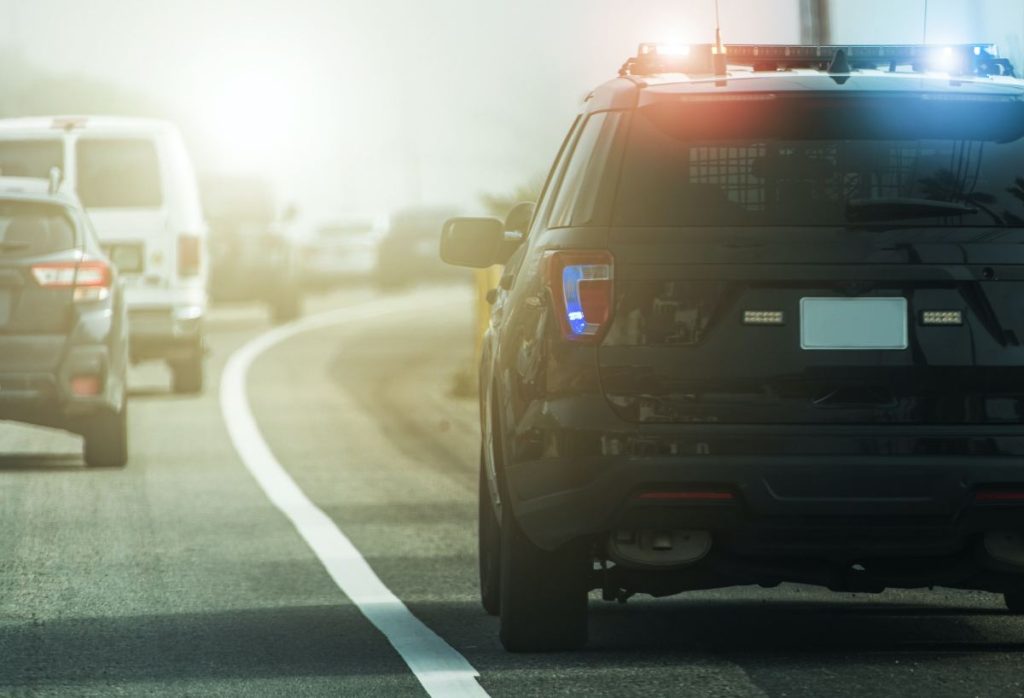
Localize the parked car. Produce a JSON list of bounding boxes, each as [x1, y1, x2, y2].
[[0, 116, 208, 394], [0, 176, 127, 467], [442, 41, 1024, 651], [202, 175, 303, 323], [302, 217, 381, 289], [377, 206, 463, 289]]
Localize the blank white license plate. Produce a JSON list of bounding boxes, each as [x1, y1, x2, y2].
[[800, 297, 908, 350]]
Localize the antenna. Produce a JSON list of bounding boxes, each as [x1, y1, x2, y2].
[[713, 0, 726, 75], [922, 0, 929, 44], [714, 0, 722, 49]]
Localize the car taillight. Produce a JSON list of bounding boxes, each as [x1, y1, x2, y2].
[[178, 234, 202, 277], [545, 250, 614, 343], [31, 261, 111, 302]]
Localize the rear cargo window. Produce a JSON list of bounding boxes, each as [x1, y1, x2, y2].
[[0, 202, 76, 257], [77, 138, 162, 208], [0, 140, 63, 179], [614, 95, 1024, 228]]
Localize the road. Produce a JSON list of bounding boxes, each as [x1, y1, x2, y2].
[[2, 284, 1024, 696]]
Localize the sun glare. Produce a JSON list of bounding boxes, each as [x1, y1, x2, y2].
[[200, 61, 309, 172]]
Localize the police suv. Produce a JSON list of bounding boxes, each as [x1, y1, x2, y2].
[[442, 42, 1024, 651]]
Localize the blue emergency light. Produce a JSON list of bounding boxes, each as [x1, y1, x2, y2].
[[621, 42, 1015, 79]]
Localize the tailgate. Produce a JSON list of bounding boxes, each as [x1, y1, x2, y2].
[[599, 231, 1024, 425]]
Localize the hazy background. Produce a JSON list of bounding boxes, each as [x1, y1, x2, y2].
[[0, 0, 1021, 223]]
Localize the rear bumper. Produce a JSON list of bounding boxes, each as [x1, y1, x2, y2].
[[0, 343, 119, 427], [509, 450, 1024, 555], [128, 305, 204, 361]]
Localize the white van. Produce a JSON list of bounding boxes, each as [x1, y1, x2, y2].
[[0, 117, 208, 393]]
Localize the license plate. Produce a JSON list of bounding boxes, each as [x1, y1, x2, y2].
[[103, 244, 144, 274], [800, 297, 908, 350]]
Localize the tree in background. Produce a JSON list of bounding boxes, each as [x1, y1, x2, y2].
[[0, 50, 168, 120], [480, 176, 544, 222]]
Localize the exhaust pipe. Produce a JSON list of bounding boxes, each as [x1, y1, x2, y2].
[[609, 530, 711, 569]]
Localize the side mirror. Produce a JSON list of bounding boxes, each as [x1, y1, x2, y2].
[[440, 217, 504, 268]]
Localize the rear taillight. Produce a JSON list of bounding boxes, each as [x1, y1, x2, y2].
[[178, 234, 202, 277], [31, 261, 111, 302], [545, 250, 614, 343]]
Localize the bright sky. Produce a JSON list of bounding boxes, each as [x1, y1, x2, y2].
[[4, 0, 1021, 223]]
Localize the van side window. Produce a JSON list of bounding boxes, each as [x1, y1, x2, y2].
[[77, 139, 163, 208]]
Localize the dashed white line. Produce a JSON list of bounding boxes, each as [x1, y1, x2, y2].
[[220, 296, 489, 697]]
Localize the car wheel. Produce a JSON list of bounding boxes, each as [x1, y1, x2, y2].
[[498, 491, 589, 652], [1005, 589, 1024, 613], [479, 450, 501, 616], [170, 351, 204, 395], [82, 403, 128, 468]]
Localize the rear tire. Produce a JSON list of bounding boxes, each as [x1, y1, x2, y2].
[[1005, 589, 1024, 613], [170, 351, 204, 395], [82, 404, 128, 468], [498, 494, 589, 652], [479, 453, 501, 616]]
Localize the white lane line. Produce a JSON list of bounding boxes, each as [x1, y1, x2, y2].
[[221, 296, 489, 697]]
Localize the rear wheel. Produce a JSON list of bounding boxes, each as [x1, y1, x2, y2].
[[82, 403, 128, 468], [170, 350, 204, 395], [498, 494, 589, 652], [1005, 589, 1024, 613], [479, 452, 501, 616]]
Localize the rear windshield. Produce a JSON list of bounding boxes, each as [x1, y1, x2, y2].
[[613, 95, 1024, 228], [390, 210, 456, 238], [0, 202, 76, 257], [201, 177, 275, 222], [77, 138, 162, 208], [0, 140, 63, 179]]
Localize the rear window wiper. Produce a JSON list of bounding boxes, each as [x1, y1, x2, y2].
[[0, 242, 29, 252], [847, 197, 977, 221]]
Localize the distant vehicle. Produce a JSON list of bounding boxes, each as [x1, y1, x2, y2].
[[443, 41, 1024, 652], [0, 116, 208, 394], [201, 175, 303, 323], [0, 177, 127, 467], [377, 206, 463, 289], [302, 217, 381, 289]]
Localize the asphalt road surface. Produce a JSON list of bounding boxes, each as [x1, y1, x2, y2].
[[2, 284, 1024, 696]]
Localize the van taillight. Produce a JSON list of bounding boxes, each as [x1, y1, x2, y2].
[[545, 250, 614, 343], [178, 234, 202, 277], [31, 260, 111, 302]]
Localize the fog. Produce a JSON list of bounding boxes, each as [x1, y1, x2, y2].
[[2, 0, 1020, 222]]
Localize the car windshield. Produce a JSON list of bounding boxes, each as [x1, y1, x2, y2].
[[613, 94, 1024, 228], [76, 138, 163, 208], [0, 201, 76, 257], [320, 221, 374, 237], [0, 140, 63, 179], [390, 209, 457, 238]]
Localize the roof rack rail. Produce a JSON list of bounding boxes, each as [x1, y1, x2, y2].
[[620, 43, 1016, 79]]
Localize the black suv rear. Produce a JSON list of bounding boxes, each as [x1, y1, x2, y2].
[[442, 43, 1024, 651]]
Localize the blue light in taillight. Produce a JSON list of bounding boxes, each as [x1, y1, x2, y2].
[[561, 262, 612, 337]]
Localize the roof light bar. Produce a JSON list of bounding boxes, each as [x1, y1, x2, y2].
[[620, 43, 1015, 78]]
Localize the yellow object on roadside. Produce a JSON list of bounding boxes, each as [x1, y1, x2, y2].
[[474, 266, 503, 360]]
